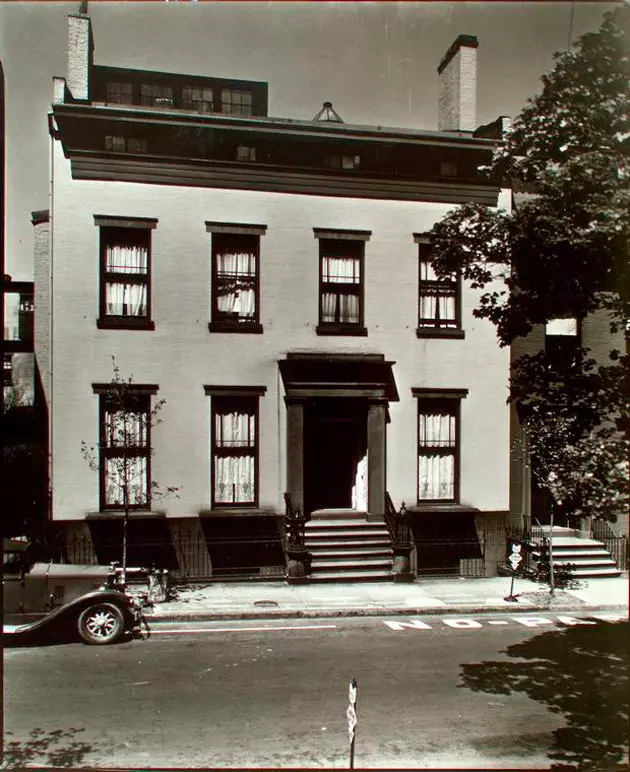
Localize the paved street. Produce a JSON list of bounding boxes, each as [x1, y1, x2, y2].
[[4, 612, 628, 769]]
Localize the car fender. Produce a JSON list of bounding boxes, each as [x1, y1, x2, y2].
[[4, 589, 137, 637]]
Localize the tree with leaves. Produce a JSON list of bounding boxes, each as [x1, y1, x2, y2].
[[429, 7, 630, 528], [81, 359, 179, 585]]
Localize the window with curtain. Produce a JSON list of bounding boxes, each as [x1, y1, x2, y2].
[[100, 393, 150, 510], [221, 89, 253, 116], [211, 233, 260, 329], [97, 221, 155, 330], [417, 399, 459, 502], [318, 239, 364, 331], [212, 396, 258, 506], [418, 242, 460, 332]]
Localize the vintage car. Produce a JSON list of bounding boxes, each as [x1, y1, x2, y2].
[[2, 539, 144, 645]]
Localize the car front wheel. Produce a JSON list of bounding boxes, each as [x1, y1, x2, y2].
[[78, 603, 125, 645]]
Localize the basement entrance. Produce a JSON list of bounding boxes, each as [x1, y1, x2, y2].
[[304, 398, 368, 514]]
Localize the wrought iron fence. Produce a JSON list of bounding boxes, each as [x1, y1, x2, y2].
[[592, 520, 629, 571], [48, 533, 286, 583], [384, 492, 413, 550], [414, 533, 486, 577]]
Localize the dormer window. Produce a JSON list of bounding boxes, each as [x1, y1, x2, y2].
[[140, 84, 173, 108], [221, 89, 253, 116], [106, 81, 133, 105], [182, 86, 214, 113]]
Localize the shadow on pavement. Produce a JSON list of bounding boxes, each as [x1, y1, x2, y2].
[[2, 727, 94, 769], [459, 620, 629, 771]]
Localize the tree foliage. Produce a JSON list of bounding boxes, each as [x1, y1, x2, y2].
[[429, 8, 630, 523]]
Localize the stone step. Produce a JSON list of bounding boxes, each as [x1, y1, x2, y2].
[[532, 548, 611, 558], [311, 557, 393, 570], [310, 509, 369, 520], [306, 519, 388, 530], [304, 528, 389, 542], [306, 538, 391, 550], [309, 547, 393, 559], [569, 567, 621, 577], [532, 537, 607, 548], [547, 558, 619, 567], [309, 569, 392, 582]]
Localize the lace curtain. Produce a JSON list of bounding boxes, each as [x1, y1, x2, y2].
[[216, 251, 256, 320], [419, 260, 456, 325], [418, 412, 456, 499], [214, 410, 256, 503], [321, 256, 360, 324], [105, 245, 148, 317], [105, 456, 148, 506], [105, 410, 148, 448]]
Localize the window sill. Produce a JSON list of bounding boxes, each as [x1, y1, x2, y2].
[[86, 510, 164, 520], [408, 503, 480, 514], [97, 317, 155, 331], [199, 508, 277, 518], [316, 324, 368, 337], [416, 327, 465, 339], [208, 321, 263, 334]]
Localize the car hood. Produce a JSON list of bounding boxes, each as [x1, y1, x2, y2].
[[41, 563, 111, 581]]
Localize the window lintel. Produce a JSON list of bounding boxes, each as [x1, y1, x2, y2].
[[204, 385, 267, 397], [412, 388, 468, 400], [92, 383, 159, 395], [313, 228, 371, 241], [94, 215, 158, 229], [205, 222, 267, 236]]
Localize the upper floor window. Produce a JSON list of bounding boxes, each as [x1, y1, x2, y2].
[[93, 384, 158, 511], [545, 317, 580, 370], [140, 84, 173, 108], [221, 89, 253, 116], [415, 237, 464, 339], [106, 81, 133, 105], [236, 145, 257, 162], [95, 216, 158, 331], [182, 85, 214, 113], [206, 223, 266, 334], [413, 389, 467, 504], [105, 135, 148, 154], [204, 386, 266, 509], [314, 229, 370, 337], [324, 154, 361, 171]]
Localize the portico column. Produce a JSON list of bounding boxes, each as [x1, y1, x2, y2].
[[285, 399, 304, 515], [367, 401, 387, 521]]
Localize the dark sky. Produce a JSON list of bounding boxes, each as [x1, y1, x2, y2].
[[0, 1, 615, 279]]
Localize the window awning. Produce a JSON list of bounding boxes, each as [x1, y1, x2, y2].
[[279, 353, 399, 401]]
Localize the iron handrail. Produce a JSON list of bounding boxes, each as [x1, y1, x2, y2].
[[284, 492, 308, 552], [384, 492, 413, 551]]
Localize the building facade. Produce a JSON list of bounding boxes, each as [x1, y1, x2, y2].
[[35, 11, 513, 580]]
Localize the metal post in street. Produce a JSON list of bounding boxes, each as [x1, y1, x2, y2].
[[347, 677, 357, 769], [504, 543, 522, 602]]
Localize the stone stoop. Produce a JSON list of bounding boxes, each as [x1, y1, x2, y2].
[[532, 528, 621, 578], [305, 510, 393, 582]]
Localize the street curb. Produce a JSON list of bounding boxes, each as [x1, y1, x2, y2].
[[144, 603, 629, 624]]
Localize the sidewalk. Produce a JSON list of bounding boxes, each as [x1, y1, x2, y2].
[[145, 574, 629, 622]]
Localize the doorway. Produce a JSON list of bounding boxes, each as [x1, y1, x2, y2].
[[303, 398, 368, 515]]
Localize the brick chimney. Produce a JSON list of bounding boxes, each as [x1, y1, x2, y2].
[[67, 11, 93, 101], [437, 34, 478, 132]]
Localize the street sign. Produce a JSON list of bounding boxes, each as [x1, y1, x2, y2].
[[508, 543, 522, 570]]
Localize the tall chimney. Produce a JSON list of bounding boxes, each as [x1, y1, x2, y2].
[[437, 34, 478, 132], [67, 11, 93, 101]]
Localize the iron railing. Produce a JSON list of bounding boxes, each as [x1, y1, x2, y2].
[[284, 492, 308, 552], [592, 520, 629, 571], [384, 492, 413, 550]]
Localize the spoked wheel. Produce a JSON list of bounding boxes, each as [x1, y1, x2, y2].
[[78, 603, 125, 645]]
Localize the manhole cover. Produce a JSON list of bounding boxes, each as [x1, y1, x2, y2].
[[253, 600, 279, 607]]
